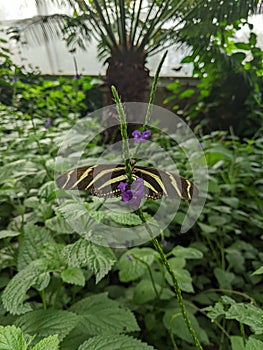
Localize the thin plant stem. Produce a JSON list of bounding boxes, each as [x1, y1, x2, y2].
[[111, 85, 133, 183], [240, 322, 246, 346], [136, 209, 203, 350], [112, 58, 202, 349], [40, 289, 47, 310], [132, 50, 168, 159], [144, 50, 168, 127], [131, 254, 160, 298]]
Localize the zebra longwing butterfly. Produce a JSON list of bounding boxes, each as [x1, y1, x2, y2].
[[56, 164, 198, 200]]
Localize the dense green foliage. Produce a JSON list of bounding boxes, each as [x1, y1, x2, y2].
[[0, 35, 102, 120], [1, 9, 263, 348], [166, 22, 263, 137], [0, 97, 262, 349]]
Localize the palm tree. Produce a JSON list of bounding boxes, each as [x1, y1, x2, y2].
[[5, 0, 262, 105]]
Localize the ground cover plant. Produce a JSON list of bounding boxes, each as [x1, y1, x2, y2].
[[0, 65, 263, 349], [0, 14, 263, 349]]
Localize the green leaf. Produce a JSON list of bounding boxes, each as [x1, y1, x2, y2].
[[203, 301, 225, 320], [56, 200, 89, 234], [181, 56, 193, 63], [133, 280, 160, 304], [2, 260, 48, 315], [15, 310, 79, 342], [252, 266, 263, 276], [107, 212, 145, 226], [165, 258, 194, 293], [220, 197, 239, 208], [225, 303, 263, 334], [198, 222, 217, 234], [205, 297, 263, 334], [230, 336, 245, 350], [118, 248, 155, 282], [0, 325, 27, 350], [0, 230, 20, 239], [214, 267, 235, 289], [38, 181, 56, 200], [171, 246, 203, 259], [78, 334, 156, 350], [70, 293, 139, 336], [179, 89, 195, 99], [45, 216, 74, 234], [62, 239, 116, 283], [163, 307, 209, 345], [32, 335, 60, 350], [17, 223, 53, 271], [246, 337, 263, 350], [61, 267, 85, 286]]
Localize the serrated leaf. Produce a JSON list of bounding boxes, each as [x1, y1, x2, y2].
[[78, 334, 156, 350], [246, 337, 263, 350], [38, 181, 56, 199], [108, 212, 145, 226], [62, 239, 116, 283], [24, 197, 40, 209], [45, 216, 74, 234], [118, 248, 155, 282], [61, 267, 85, 286], [15, 310, 79, 342], [17, 223, 53, 271], [2, 260, 48, 315], [70, 293, 139, 336], [171, 246, 203, 259], [56, 200, 88, 221], [0, 325, 27, 350], [225, 303, 263, 334], [34, 271, 51, 291], [32, 335, 60, 350], [0, 230, 20, 239]]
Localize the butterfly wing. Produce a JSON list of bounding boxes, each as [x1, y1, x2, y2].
[[56, 165, 127, 198], [134, 166, 198, 200], [56, 165, 198, 200]]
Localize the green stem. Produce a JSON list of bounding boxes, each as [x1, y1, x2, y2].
[[111, 86, 133, 183], [136, 209, 203, 350], [40, 289, 47, 310], [132, 50, 168, 159], [131, 254, 160, 298], [144, 50, 168, 127], [240, 322, 246, 346]]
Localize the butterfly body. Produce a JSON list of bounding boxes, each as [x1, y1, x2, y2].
[[56, 164, 198, 200]]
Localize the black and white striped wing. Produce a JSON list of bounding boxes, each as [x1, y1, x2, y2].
[[133, 166, 198, 200], [56, 165, 198, 200], [56, 165, 127, 198]]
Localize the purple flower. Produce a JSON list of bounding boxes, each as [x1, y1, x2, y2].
[[132, 129, 151, 143], [74, 74, 81, 80], [163, 240, 168, 247], [142, 130, 151, 139], [45, 117, 52, 129], [12, 77, 19, 82], [118, 178, 145, 209], [118, 182, 128, 192]]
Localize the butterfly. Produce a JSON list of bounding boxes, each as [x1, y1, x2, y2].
[[56, 164, 198, 200]]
